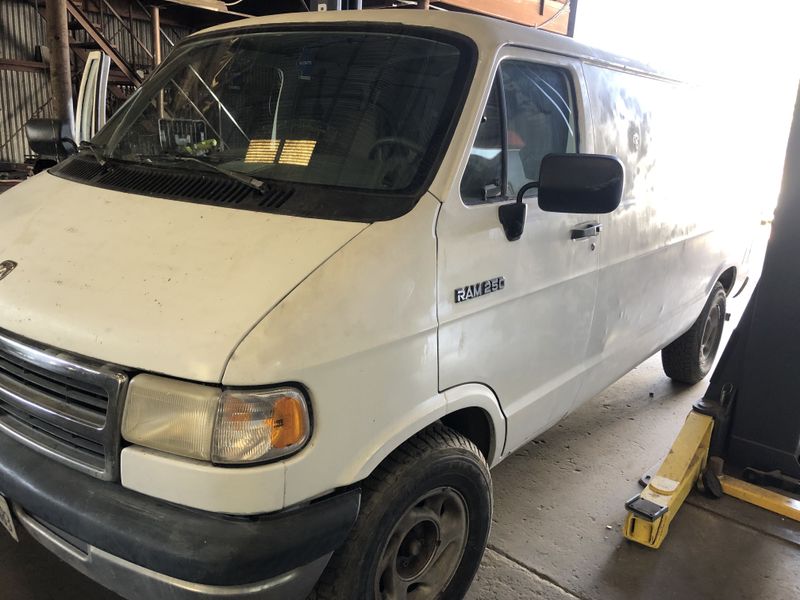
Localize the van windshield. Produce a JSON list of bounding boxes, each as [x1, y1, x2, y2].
[[93, 28, 470, 197]]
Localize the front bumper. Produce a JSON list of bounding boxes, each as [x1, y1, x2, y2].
[[14, 506, 331, 599], [0, 433, 360, 600]]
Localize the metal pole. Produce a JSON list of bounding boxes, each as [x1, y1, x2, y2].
[[151, 5, 161, 66], [418, 0, 430, 8], [567, 0, 579, 38], [152, 4, 163, 118], [128, 3, 135, 67], [45, 0, 74, 137]]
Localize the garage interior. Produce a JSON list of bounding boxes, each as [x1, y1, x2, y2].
[[1, 1, 799, 600]]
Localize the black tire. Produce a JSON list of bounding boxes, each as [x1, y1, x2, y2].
[[662, 282, 727, 384], [312, 423, 492, 600]]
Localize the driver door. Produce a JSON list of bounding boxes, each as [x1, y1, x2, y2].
[[436, 49, 600, 455]]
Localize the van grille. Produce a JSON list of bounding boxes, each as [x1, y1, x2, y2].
[[0, 330, 128, 481]]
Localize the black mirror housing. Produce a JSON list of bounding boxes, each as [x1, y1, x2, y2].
[[25, 119, 76, 162], [538, 153, 624, 214], [498, 202, 527, 242]]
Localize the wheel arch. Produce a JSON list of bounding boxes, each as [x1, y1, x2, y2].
[[441, 383, 507, 467], [717, 266, 737, 295], [348, 383, 507, 484], [441, 407, 494, 462]]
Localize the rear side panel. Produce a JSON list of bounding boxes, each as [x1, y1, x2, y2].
[[578, 63, 736, 404]]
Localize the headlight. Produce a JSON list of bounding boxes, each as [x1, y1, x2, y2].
[[121, 374, 311, 464]]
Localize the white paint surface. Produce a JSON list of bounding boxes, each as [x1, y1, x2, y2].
[[0, 10, 758, 515]]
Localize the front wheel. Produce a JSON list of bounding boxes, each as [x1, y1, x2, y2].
[[312, 424, 492, 600], [662, 282, 727, 384]]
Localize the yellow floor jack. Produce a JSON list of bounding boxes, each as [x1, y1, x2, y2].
[[624, 86, 800, 550], [623, 391, 800, 549]]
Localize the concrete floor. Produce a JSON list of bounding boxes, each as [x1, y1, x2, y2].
[[465, 341, 800, 600], [2, 235, 798, 600]]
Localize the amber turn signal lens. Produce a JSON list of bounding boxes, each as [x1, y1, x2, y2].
[[267, 395, 307, 449], [212, 388, 310, 464]]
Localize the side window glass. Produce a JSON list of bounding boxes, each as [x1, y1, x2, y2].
[[501, 61, 577, 198], [460, 79, 503, 205]]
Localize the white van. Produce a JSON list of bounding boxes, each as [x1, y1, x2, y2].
[[0, 9, 750, 600]]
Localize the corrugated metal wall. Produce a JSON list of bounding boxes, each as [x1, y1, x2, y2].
[[0, 0, 191, 164], [0, 1, 52, 165]]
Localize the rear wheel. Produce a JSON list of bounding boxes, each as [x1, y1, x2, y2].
[[312, 423, 492, 600], [662, 282, 727, 384]]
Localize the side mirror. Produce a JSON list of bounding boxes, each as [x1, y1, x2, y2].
[[497, 154, 624, 242], [25, 119, 77, 163], [498, 201, 527, 242], [538, 153, 624, 214]]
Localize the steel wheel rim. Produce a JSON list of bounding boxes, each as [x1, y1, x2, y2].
[[700, 304, 723, 365], [375, 486, 469, 600]]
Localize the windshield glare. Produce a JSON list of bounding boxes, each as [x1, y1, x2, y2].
[[94, 30, 466, 193]]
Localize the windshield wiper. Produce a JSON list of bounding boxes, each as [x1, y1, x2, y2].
[[78, 140, 107, 166], [141, 154, 266, 195]]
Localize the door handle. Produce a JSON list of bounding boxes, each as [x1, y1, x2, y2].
[[571, 222, 602, 240]]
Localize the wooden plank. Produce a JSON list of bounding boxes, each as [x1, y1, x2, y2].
[[0, 59, 48, 73], [440, 0, 571, 34]]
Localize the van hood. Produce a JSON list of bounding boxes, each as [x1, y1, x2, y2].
[[0, 173, 368, 382]]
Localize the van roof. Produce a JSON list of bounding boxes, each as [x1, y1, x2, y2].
[[195, 9, 677, 82]]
